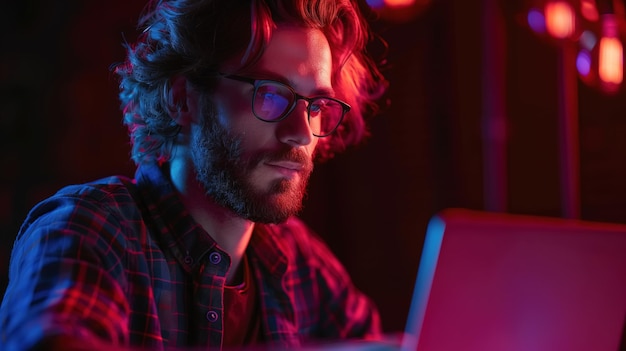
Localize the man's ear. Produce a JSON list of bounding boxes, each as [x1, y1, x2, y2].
[[168, 75, 199, 126]]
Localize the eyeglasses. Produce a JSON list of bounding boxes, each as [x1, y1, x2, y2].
[[221, 74, 350, 137]]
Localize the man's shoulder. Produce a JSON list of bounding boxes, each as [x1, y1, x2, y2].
[[22, 174, 144, 232], [11, 175, 148, 267], [55, 174, 138, 204]]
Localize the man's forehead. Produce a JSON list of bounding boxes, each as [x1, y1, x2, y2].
[[255, 26, 334, 93]]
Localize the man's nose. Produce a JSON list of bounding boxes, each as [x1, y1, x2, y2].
[[276, 100, 314, 147]]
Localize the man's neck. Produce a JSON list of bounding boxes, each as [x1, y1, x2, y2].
[[168, 159, 254, 285]]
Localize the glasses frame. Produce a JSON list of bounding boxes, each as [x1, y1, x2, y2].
[[221, 74, 350, 137]]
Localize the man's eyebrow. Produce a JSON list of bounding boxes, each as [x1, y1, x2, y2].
[[246, 69, 336, 96]]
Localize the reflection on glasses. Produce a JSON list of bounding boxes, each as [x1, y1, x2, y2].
[[221, 74, 350, 137]]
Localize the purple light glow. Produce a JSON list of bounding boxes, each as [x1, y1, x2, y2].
[[366, 0, 385, 9], [528, 8, 546, 34], [577, 50, 592, 76]]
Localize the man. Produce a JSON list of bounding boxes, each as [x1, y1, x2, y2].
[[0, 0, 387, 350]]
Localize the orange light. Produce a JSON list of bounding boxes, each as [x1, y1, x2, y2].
[[375, 0, 431, 22], [599, 37, 623, 84], [384, 0, 417, 7], [545, 1, 576, 39], [598, 15, 623, 87]]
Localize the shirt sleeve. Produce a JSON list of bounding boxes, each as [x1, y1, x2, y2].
[[0, 191, 131, 351]]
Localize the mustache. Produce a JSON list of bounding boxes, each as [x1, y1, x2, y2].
[[255, 148, 313, 170], [266, 149, 308, 163]]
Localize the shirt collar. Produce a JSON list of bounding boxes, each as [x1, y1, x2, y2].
[[134, 162, 216, 272], [250, 224, 289, 278], [134, 162, 291, 279]]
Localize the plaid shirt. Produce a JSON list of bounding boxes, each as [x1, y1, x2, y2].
[[0, 162, 380, 350]]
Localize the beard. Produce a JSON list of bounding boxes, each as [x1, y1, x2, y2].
[[190, 102, 314, 224]]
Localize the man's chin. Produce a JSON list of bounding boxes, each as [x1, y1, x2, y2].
[[243, 187, 305, 223]]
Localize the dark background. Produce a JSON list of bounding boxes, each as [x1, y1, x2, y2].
[[1, 0, 625, 333]]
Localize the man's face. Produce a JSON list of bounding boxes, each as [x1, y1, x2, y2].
[[190, 26, 333, 223]]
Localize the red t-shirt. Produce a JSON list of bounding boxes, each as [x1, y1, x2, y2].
[[223, 254, 262, 347]]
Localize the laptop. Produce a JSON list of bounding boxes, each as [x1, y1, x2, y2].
[[402, 208, 626, 351]]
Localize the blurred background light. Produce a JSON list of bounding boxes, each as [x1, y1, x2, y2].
[[576, 49, 592, 76], [366, 0, 385, 9], [598, 36, 623, 83], [580, 0, 600, 22], [385, 0, 417, 7], [545, 1, 576, 39], [598, 14, 623, 89], [527, 0, 624, 93], [579, 30, 598, 50], [528, 8, 547, 34], [367, 0, 432, 22]]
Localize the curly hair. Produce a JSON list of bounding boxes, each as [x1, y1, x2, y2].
[[114, 0, 387, 164]]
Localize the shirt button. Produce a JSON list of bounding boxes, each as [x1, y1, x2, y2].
[[206, 310, 219, 323], [209, 252, 222, 265], [184, 255, 194, 265]]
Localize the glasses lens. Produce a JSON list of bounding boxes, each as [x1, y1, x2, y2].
[[253, 82, 294, 121], [309, 98, 344, 136]]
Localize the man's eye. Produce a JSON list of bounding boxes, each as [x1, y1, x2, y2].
[[309, 100, 329, 117]]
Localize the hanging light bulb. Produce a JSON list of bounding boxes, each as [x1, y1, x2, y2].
[[545, 1, 577, 39], [598, 14, 623, 90]]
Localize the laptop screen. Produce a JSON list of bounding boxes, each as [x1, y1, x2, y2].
[[403, 209, 626, 351]]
